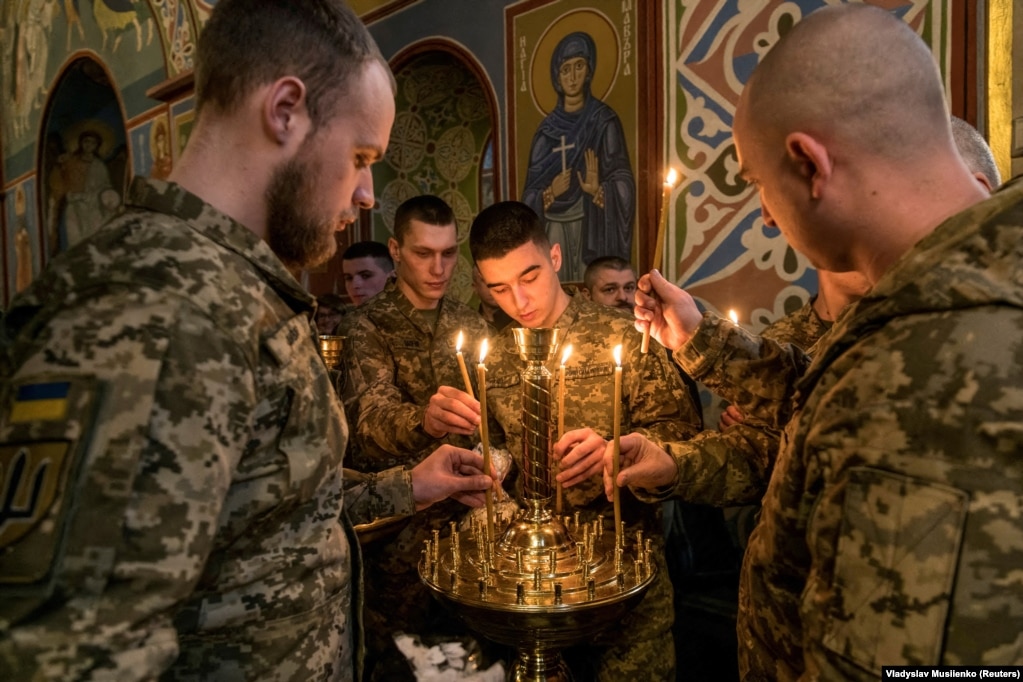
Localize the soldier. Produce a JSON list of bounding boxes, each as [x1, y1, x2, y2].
[[580, 255, 638, 310], [341, 194, 490, 679], [0, 2, 493, 680], [612, 5, 1023, 679], [469, 201, 703, 681], [341, 239, 393, 307]]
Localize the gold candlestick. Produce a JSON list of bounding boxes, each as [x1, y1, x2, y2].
[[555, 343, 572, 515], [611, 344, 623, 546], [643, 168, 680, 354], [477, 339, 494, 543], [456, 331, 475, 399]]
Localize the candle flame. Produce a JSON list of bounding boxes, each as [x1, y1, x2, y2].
[[478, 338, 489, 364], [728, 309, 739, 325], [665, 168, 679, 187], [561, 344, 573, 366], [456, 330, 464, 352], [613, 344, 622, 367]]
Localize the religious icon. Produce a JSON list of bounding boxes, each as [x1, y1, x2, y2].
[[150, 118, 173, 180], [522, 31, 636, 282], [13, 185, 34, 293], [51, 129, 118, 249], [40, 58, 129, 257]]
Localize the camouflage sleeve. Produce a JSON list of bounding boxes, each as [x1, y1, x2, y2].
[[342, 465, 415, 525], [623, 326, 702, 445], [628, 306, 827, 507], [343, 314, 434, 463], [797, 309, 1023, 677], [675, 312, 813, 430], [631, 420, 780, 507], [0, 294, 255, 680]]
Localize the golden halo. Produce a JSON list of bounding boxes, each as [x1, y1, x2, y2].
[[530, 9, 620, 116]]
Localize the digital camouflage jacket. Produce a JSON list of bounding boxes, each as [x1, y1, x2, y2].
[[0, 178, 416, 681], [674, 178, 1023, 679], [635, 300, 829, 508], [341, 277, 488, 471]]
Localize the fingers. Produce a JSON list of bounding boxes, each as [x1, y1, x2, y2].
[[555, 428, 606, 488], [412, 445, 496, 511], [647, 268, 674, 298], [718, 404, 746, 430], [423, 386, 480, 438]]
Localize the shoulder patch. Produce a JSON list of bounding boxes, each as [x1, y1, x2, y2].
[[0, 376, 102, 585], [9, 381, 70, 423]]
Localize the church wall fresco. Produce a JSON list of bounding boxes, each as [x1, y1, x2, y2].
[[0, 0, 964, 320]]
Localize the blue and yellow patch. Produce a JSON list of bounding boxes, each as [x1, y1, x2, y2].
[[9, 382, 71, 423]]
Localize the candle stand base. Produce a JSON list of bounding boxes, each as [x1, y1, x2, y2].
[[421, 509, 654, 682]]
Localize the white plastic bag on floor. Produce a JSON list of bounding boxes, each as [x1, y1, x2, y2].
[[393, 633, 505, 681]]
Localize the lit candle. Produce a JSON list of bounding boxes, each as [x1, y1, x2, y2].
[[455, 331, 475, 399], [642, 169, 680, 354], [556, 343, 573, 515], [728, 309, 739, 326], [611, 344, 623, 544], [476, 339, 494, 543]]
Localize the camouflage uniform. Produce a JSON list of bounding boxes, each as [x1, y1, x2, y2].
[[0, 178, 418, 681], [485, 293, 702, 680], [341, 276, 490, 680], [643, 301, 830, 508], [341, 276, 488, 470], [669, 178, 1023, 679]]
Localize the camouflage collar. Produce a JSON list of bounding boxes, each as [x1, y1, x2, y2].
[[795, 176, 1023, 406], [126, 177, 313, 308], [379, 275, 451, 333]]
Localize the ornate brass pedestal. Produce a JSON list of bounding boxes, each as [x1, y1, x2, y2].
[[420, 328, 655, 681], [318, 334, 345, 395]]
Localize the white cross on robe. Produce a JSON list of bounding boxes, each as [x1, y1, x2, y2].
[[553, 135, 575, 173]]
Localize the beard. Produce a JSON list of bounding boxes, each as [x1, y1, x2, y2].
[[265, 154, 341, 271]]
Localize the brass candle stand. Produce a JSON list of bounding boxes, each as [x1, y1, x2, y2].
[[420, 328, 655, 682]]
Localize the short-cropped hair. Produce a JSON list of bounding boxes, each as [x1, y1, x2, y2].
[[393, 195, 456, 244], [469, 201, 549, 262], [195, 0, 391, 130], [583, 256, 635, 290], [342, 240, 393, 268]]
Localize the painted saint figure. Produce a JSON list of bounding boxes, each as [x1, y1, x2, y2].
[[56, 130, 116, 248], [522, 31, 635, 282]]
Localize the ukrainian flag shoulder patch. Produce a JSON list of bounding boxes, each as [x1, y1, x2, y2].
[[10, 382, 71, 423]]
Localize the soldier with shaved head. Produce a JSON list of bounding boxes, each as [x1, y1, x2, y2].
[[611, 5, 1023, 679]]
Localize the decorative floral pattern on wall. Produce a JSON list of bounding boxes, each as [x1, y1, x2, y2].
[[373, 49, 495, 303]]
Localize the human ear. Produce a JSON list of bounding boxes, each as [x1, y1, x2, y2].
[[550, 243, 562, 272], [972, 171, 994, 194], [785, 132, 832, 200], [388, 237, 400, 264], [264, 77, 309, 147]]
